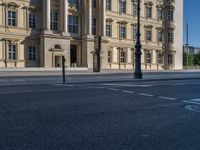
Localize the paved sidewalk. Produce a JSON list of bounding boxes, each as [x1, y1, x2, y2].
[[0, 70, 200, 86]]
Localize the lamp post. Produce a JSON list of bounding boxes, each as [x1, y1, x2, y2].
[[186, 20, 189, 68], [134, 0, 143, 79]]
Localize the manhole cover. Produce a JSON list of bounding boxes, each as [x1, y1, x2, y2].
[[185, 105, 200, 112]]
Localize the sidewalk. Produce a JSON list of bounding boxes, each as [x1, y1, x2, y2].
[[0, 69, 200, 86]]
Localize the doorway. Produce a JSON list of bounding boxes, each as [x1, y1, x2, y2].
[[70, 45, 77, 67], [55, 56, 62, 67]]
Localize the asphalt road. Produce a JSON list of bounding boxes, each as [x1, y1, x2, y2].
[[0, 79, 200, 150]]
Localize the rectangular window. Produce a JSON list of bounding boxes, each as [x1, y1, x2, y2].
[[120, 26, 126, 39], [68, 0, 78, 7], [146, 30, 152, 41], [106, 0, 112, 10], [50, 11, 58, 31], [146, 7, 152, 18], [8, 11, 16, 26], [120, 50, 126, 63], [168, 10, 174, 21], [168, 54, 173, 65], [92, 18, 97, 35], [146, 52, 152, 64], [133, 26, 137, 40], [120, 0, 126, 13], [158, 9, 163, 21], [158, 31, 163, 42], [108, 51, 112, 63], [93, 0, 97, 8], [8, 43, 16, 60], [28, 46, 36, 61], [29, 13, 36, 28], [168, 32, 174, 43], [157, 53, 162, 64], [133, 5, 138, 16], [106, 24, 112, 37], [68, 15, 79, 33]]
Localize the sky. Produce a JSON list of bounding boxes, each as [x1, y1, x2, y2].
[[183, 0, 200, 47]]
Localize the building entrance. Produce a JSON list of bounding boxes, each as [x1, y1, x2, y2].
[[55, 56, 62, 67], [70, 45, 77, 67]]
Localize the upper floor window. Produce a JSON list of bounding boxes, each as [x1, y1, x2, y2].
[[158, 30, 163, 42], [29, 13, 36, 28], [133, 25, 137, 40], [120, 0, 126, 13], [168, 32, 174, 43], [28, 46, 36, 61], [158, 9, 163, 21], [93, 0, 97, 8], [92, 18, 97, 35], [50, 11, 58, 31], [106, 0, 112, 11], [168, 10, 174, 21], [106, 23, 112, 37], [8, 43, 16, 60], [146, 30, 152, 41], [120, 25, 126, 39], [146, 6, 152, 18], [8, 11, 16, 26], [133, 4, 138, 16], [68, 0, 78, 6], [68, 15, 79, 33]]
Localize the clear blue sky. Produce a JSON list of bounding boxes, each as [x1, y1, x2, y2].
[[184, 0, 200, 47]]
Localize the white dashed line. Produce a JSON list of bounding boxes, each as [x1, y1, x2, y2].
[[139, 93, 154, 97], [159, 96, 176, 101], [122, 90, 135, 94], [108, 88, 120, 91]]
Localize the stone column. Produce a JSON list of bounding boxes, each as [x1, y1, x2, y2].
[[44, 0, 51, 31], [100, 0, 106, 36], [63, 0, 69, 35], [88, 0, 92, 35]]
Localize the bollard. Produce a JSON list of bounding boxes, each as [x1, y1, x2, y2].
[[62, 55, 65, 83]]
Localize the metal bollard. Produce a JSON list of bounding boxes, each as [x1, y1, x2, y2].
[[62, 55, 66, 83]]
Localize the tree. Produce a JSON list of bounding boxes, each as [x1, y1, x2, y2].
[[193, 53, 200, 66]]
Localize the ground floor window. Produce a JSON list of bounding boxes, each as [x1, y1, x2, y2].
[[8, 43, 16, 60], [120, 50, 126, 63], [146, 51, 152, 64], [28, 46, 36, 61], [157, 52, 162, 64], [108, 51, 112, 63], [168, 54, 173, 65]]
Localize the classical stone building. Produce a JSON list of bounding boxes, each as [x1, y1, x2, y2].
[[0, 0, 183, 70]]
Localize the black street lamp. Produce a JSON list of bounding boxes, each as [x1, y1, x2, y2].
[[134, 0, 143, 79]]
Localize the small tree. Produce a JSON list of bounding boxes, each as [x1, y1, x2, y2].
[[193, 53, 200, 66]]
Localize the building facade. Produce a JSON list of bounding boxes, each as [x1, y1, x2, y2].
[[183, 46, 200, 55], [0, 0, 183, 70]]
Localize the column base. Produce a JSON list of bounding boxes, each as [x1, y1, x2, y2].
[[83, 34, 94, 39], [43, 30, 53, 35], [61, 32, 70, 37]]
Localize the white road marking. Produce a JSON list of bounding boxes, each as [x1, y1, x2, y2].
[[185, 105, 200, 113], [190, 98, 200, 102], [108, 88, 120, 91], [139, 93, 154, 97], [159, 96, 176, 101], [102, 83, 152, 87], [53, 84, 75, 87], [122, 90, 135, 94], [182, 100, 200, 105]]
